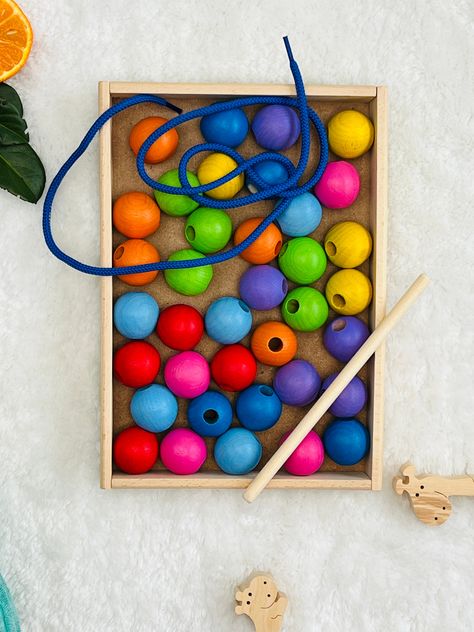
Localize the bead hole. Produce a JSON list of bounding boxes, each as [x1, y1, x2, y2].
[[274, 240, 282, 255], [287, 299, 299, 314], [332, 318, 346, 332], [259, 385, 273, 396], [326, 241, 337, 256], [268, 337, 283, 352], [238, 300, 250, 313], [115, 246, 125, 260], [203, 409, 218, 423], [333, 294, 346, 308], [185, 226, 196, 241]]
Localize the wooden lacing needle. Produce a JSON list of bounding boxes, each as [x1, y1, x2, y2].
[[235, 573, 288, 632]]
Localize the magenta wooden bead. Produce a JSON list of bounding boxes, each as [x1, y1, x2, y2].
[[280, 430, 324, 475], [164, 351, 210, 398], [314, 161, 360, 209], [239, 265, 288, 310], [160, 428, 207, 474]]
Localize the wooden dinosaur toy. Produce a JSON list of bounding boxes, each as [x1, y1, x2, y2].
[[393, 462, 474, 525], [235, 573, 288, 632]]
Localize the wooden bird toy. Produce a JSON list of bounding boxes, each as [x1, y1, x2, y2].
[[235, 573, 288, 632], [393, 462, 474, 526]]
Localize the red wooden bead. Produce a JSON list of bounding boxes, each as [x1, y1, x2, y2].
[[210, 344, 257, 392], [113, 340, 160, 387], [113, 426, 159, 474], [157, 304, 204, 350]]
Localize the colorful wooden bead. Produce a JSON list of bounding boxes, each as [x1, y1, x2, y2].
[[235, 384, 282, 431], [281, 287, 329, 332], [239, 265, 288, 310], [325, 269, 372, 315], [197, 152, 244, 200], [113, 426, 159, 474], [205, 297, 253, 344], [160, 428, 207, 475], [246, 159, 290, 193], [153, 168, 200, 216], [280, 430, 324, 476], [185, 207, 232, 254], [211, 344, 257, 392], [234, 217, 283, 264], [114, 291, 159, 339], [250, 321, 297, 366], [276, 192, 322, 237], [187, 390, 233, 437], [156, 304, 204, 350], [314, 161, 360, 209], [323, 316, 370, 362], [324, 221, 372, 268], [113, 238, 160, 286], [164, 351, 210, 399], [278, 237, 327, 284], [200, 107, 249, 148], [130, 384, 178, 433], [252, 105, 300, 150], [113, 191, 160, 238], [323, 418, 370, 466], [214, 427, 262, 475], [164, 249, 213, 296], [113, 340, 160, 388], [320, 373, 367, 417], [273, 360, 321, 407], [129, 116, 179, 164], [328, 109, 374, 159]]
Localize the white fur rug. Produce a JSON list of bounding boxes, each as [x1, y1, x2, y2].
[[1, 1, 473, 630]]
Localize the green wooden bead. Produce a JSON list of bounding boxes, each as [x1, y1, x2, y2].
[[153, 169, 200, 216], [164, 249, 214, 296], [278, 237, 327, 284], [185, 207, 233, 254], [281, 286, 329, 331]]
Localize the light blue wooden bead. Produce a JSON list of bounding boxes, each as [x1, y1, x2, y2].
[[276, 192, 322, 237], [113, 292, 159, 339], [214, 428, 262, 475], [130, 384, 178, 433], [205, 296, 252, 344]]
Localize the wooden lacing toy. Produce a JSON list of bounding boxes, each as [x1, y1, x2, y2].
[[235, 573, 288, 632], [393, 462, 474, 525]]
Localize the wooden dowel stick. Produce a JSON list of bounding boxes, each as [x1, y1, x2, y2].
[[243, 273, 430, 503]]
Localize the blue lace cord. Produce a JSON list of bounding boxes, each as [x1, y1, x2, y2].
[[42, 36, 328, 276]]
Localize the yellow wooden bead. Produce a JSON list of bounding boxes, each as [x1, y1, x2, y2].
[[197, 152, 244, 200], [324, 221, 373, 268], [328, 110, 374, 159], [325, 269, 372, 315]]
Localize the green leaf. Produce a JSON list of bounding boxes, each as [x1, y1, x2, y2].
[[0, 100, 29, 145], [0, 143, 46, 203], [0, 83, 24, 116]]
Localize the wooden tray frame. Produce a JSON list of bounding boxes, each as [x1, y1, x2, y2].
[[99, 82, 387, 491]]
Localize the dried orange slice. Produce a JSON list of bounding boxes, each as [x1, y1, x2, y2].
[[0, 0, 33, 82]]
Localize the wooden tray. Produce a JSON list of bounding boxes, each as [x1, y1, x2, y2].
[[99, 82, 387, 490]]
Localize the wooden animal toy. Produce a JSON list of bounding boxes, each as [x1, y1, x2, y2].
[[129, 116, 179, 164], [324, 220, 372, 268], [164, 351, 210, 398], [235, 573, 288, 632], [328, 109, 374, 159], [113, 291, 159, 339], [325, 269, 372, 315], [113, 191, 161, 238], [234, 217, 283, 264], [205, 296, 253, 344], [211, 344, 257, 392], [113, 341, 160, 388], [187, 390, 233, 437], [156, 304, 204, 350], [197, 152, 244, 200], [113, 239, 160, 286], [276, 191, 322, 237], [185, 207, 232, 253], [314, 160, 360, 209], [236, 384, 282, 432], [278, 236, 327, 284], [160, 428, 207, 475], [273, 359, 321, 407], [200, 107, 249, 148], [130, 384, 178, 433], [393, 463, 474, 526], [215, 428, 262, 475], [252, 104, 301, 150], [281, 286, 329, 332], [113, 426, 159, 475], [153, 168, 200, 216], [280, 430, 324, 476], [239, 265, 288, 310], [323, 418, 369, 466], [164, 249, 213, 296], [250, 321, 297, 366]]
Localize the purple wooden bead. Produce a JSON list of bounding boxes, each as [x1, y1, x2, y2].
[[320, 372, 367, 417], [239, 265, 288, 310], [273, 360, 321, 407], [252, 105, 301, 151], [323, 316, 369, 362]]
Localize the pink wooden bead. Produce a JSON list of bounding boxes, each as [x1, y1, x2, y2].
[[314, 161, 360, 209], [160, 428, 207, 475], [280, 430, 325, 476], [164, 351, 210, 398]]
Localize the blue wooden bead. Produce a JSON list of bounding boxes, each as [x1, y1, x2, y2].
[[114, 292, 159, 339], [247, 159, 290, 193], [236, 384, 282, 431], [130, 384, 178, 433], [205, 296, 253, 344], [200, 107, 249, 148], [187, 390, 233, 437], [323, 418, 370, 466], [276, 192, 323, 237], [214, 427, 262, 475]]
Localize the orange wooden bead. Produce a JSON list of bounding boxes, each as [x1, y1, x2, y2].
[[113, 239, 160, 286], [113, 191, 161, 238], [234, 217, 283, 264], [250, 321, 298, 366], [129, 116, 179, 164]]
